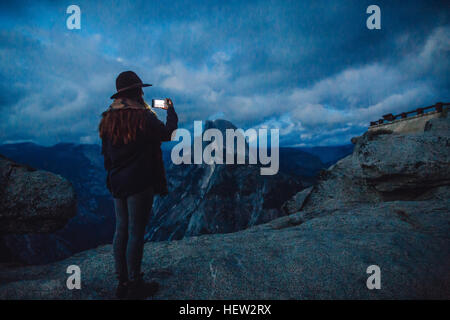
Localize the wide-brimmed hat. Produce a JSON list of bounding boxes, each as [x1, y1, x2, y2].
[[110, 71, 152, 99]]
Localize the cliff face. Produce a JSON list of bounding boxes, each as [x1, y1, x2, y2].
[[0, 155, 76, 234], [1, 114, 448, 299], [147, 119, 304, 241], [148, 161, 302, 241]]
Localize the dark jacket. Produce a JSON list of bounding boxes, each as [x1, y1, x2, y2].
[[101, 104, 178, 199]]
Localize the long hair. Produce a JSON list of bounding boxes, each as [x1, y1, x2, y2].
[[99, 88, 150, 145]]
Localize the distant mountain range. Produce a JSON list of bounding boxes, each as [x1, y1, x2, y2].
[[0, 135, 352, 265], [299, 145, 354, 166]]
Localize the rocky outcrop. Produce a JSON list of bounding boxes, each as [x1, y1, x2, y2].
[[0, 113, 448, 299], [281, 186, 313, 214], [0, 144, 113, 264], [0, 154, 76, 234], [299, 115, 450, 212]]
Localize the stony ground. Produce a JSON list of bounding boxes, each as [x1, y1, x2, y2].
[[1, 198, 448, 299]]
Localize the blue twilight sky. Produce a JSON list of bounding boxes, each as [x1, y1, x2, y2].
[[0, 0, 448, 146]]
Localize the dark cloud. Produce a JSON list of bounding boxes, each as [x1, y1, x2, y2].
[[0, 0, 448, 146]]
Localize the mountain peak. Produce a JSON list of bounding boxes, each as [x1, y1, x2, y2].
[[204, 119, 238, 133]]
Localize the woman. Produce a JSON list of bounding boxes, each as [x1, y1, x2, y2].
[[99, 71, 178, 299]]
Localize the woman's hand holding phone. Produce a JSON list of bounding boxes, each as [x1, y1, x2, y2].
[[165, 98, 173, 109], [152, 98, 173, 110]]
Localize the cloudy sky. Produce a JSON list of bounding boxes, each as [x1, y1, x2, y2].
[[0, 0, 448, 146]]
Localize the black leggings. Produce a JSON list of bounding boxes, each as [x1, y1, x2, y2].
[[113, 187, 153, 282]]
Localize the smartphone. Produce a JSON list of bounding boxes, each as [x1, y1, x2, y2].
[[152, 99, 168, 109]]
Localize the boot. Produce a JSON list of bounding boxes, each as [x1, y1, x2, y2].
[[127, 273, 159, 300], [115, 280, 129, 299]]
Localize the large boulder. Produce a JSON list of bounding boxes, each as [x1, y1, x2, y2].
[[0, 154, 76, 234], [354, 120, 450, 197], [0, 143, 114, 265], [299, 114, 450, 212]]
